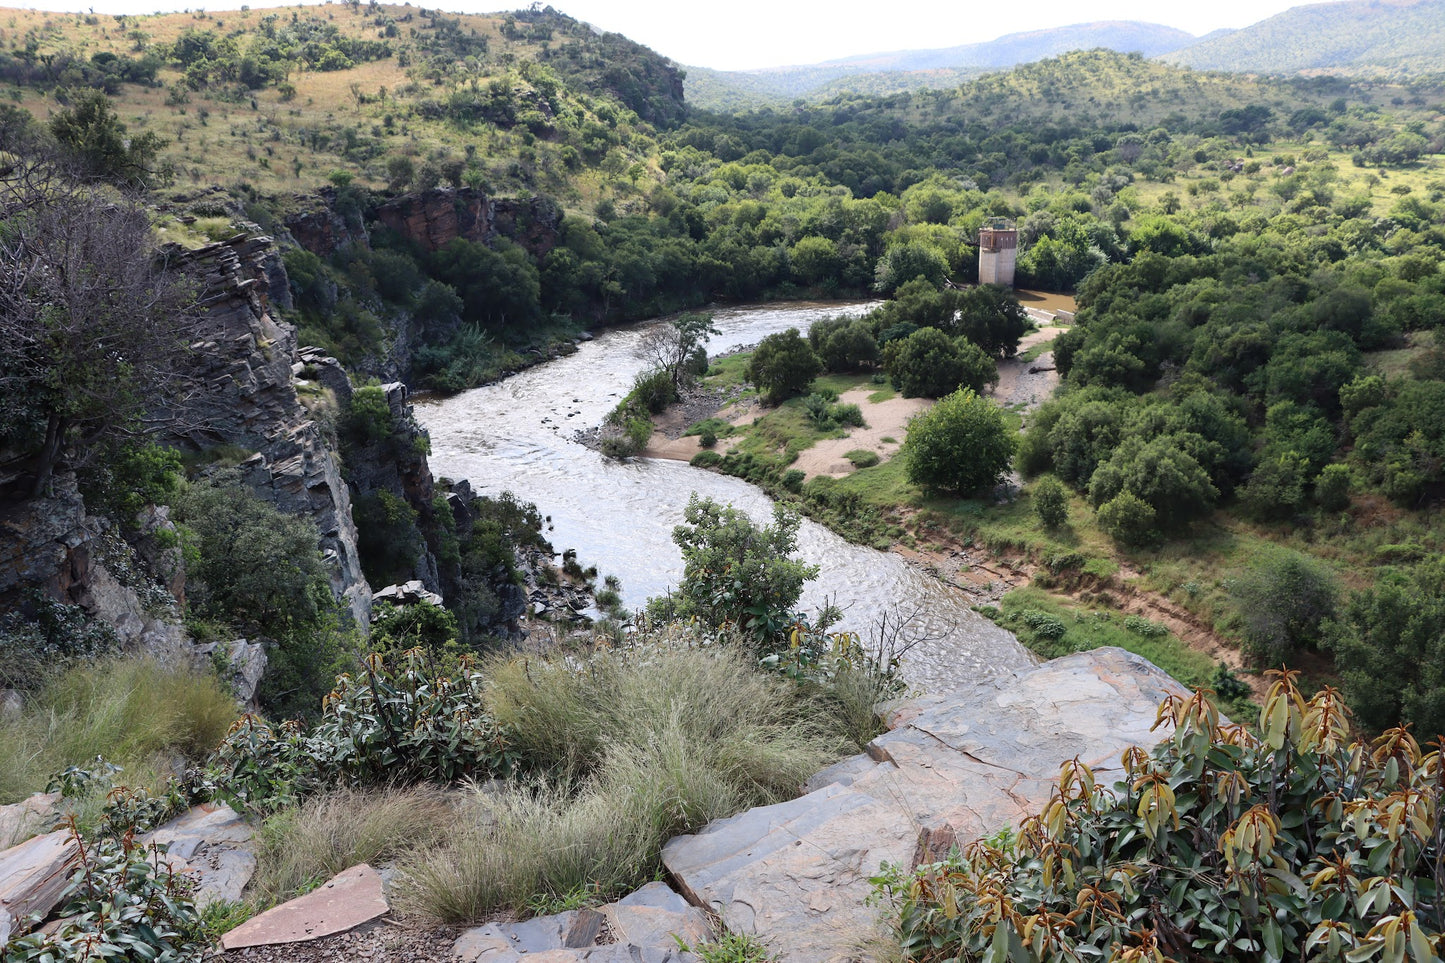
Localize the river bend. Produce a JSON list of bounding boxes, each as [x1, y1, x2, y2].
[[415, 301, 1030, 692]]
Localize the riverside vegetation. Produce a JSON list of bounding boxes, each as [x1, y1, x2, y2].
[[2, 2, 1445, 958], [1, 500, 903, 959]]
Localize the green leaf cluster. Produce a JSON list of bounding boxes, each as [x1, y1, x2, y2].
[[879, 674, 1445, 963]]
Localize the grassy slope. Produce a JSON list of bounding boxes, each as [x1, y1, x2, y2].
[[0, 3, 667, 205]]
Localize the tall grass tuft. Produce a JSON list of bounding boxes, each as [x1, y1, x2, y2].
[[0, 657, 239, 805], [398, 641, 845, 921], [251, 786, 452, 907]]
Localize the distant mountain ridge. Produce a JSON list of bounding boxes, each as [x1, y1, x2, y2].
[[685, 0, 1445, 110], [1163, 0, 1445, 75], [685, 20, 1196, 110], [824, 21, 1196, 71]]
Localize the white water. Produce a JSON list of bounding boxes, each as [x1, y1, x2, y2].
[[415, 301, 1030, 691]]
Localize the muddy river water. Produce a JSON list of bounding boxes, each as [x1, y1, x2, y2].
[[414, 301, 1030, 692]]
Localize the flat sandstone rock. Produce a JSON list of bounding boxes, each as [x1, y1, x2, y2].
[[220, 863, 387, 950], [662, 647, 1185, 963]]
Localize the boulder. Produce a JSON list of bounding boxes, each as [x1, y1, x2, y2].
[[0, 792, 60, 848], [661, 648, 1186, 963], [0, 829, 80, 941], [452, 882, 710, 963], [144, 802, 256, 909]]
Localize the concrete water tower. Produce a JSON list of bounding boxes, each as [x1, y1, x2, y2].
[[978, 217, 1017, 288]]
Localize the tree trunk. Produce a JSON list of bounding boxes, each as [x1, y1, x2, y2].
[[29, 412, 64, 499]]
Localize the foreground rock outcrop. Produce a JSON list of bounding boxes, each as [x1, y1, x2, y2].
[[662, 647, 1185, 963]]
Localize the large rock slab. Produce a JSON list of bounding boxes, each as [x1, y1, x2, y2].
[[0, 792, 60, 848], [220, 863, 387, 950], [662, 647, 1185, 963], [145, 801, 256, 908], [453, 882, 710, 963], [0, 829, 80, 942]]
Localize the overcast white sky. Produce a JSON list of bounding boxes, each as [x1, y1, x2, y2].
[[10, 0, 1327, 70]]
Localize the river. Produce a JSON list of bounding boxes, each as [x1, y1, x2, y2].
[[414, 301, 1031, 692]]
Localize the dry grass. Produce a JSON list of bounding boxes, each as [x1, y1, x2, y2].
[[399, 639, 845, 921], [251, 785, 453, 907], [0, 656, 239, 806]]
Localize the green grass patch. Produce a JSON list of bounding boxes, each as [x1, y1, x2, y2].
[[0, 657, 239, 807], [703, 353, 752, 389], [1017, 337, 1057, 363], [867, 387, 897, 403], [991, 587, 1218, 692], [1364, 329, 1435, 379], [845, 449, 880, 469], [685, 417, 734, 438]]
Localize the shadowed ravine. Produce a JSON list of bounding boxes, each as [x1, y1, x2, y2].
[[415, 301, 1030, 691]]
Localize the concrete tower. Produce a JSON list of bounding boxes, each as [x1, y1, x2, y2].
[[978, 217, 1017, 288]]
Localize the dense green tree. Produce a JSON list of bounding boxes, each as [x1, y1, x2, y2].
[[902, 389, 1015, 494], [747, 328, 823, 404], [1087, 435, 1218, 531], [1230, 548, 1338, 668], [949, 285, 1030, 358], [874, 241, 949, 294], [813, 318, 881, 373], [48, 89, 165, 187], [653, 495, 819, 650], [1327, 561, 1445, 736], [885, 327, 996, 398]]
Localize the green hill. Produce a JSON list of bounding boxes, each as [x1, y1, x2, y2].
[[1166, 0, 1445, 76], [685, 21, 1196, 110]]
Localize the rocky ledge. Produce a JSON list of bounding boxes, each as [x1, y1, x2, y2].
[[661, 646, 1184, 963], [0, 647, 1184, 959]]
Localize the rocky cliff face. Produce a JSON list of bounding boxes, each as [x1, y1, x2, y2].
[[160, 235, 372, 629], [0, 473, 187, 658], [282, 189, 370, 260], [372, 188, 562, 257], [285, 187, 562, 260]]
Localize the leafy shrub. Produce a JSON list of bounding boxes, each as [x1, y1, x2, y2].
[[1122, 614, 1168, 638], [1229, 548, 1337, 668], [342, 385, 396, 446], [1032, 476, 1069, 529], [3, 825, 202, 962], [370, 601, 460, 660], [902, 390, 1015, 495], [691, 450, 723, 469], [354, 488, 424, 588], [1096, 490, 1158, 547], [1315, 463, 1352, 512], [699, 428, 718, 448], [876, 673, 1445, 963], [832, 402, 865, 428], [646, 495, 818, 652], [1326, 559, 1445, 736], [0, 592, 118, 691], [1018, 610, 1067, 639], [211, 650, 514, 811], [76, 440, 183, 525]]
